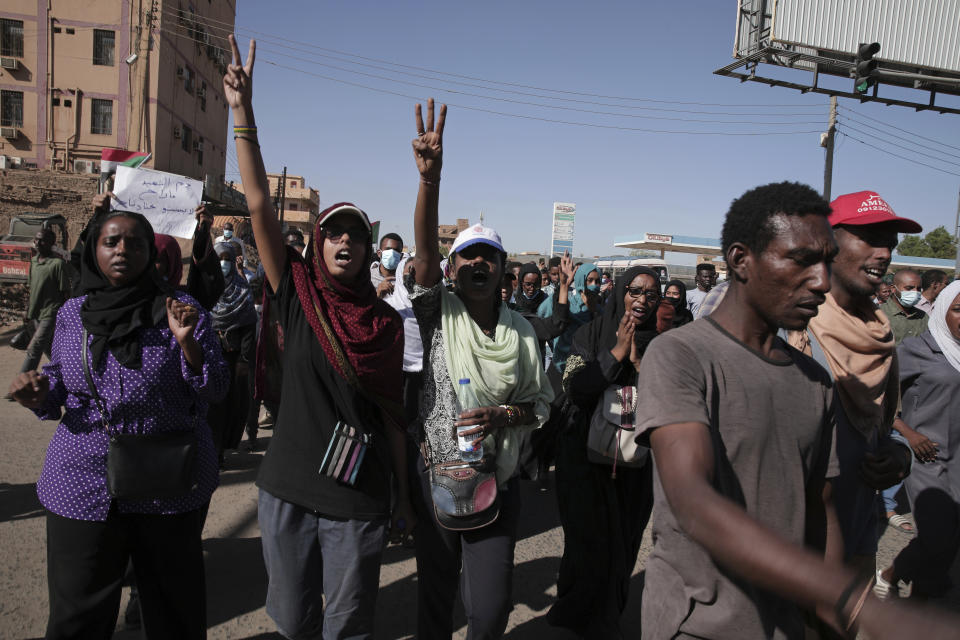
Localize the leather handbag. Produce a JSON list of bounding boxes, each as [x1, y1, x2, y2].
[[421, 434, 500, 532], [586, 384, 650, 473], [81, 328, 199, 500], [429, 456, 500, 531]]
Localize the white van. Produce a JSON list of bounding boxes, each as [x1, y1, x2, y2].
[[594, 256, 670, 289]]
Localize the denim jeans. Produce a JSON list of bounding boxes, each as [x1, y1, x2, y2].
[[20, 316, 56, 373]]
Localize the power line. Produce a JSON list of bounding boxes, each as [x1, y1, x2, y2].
[[836, 123, 960, 168], [256, 56, 822, 136], [158, 25, 822, 126], [839, 112, 960, 161], [159, 8, 825, 109], [167, 13, 824, 117], [836, 130, 960, 177], [839, 106, 960, 153]]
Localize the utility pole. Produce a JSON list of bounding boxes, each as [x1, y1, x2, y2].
[[273, 173, 283, 221], [822, 96, 838, 201], [278, 166, 287, 226], [953, 186, 960, 278]]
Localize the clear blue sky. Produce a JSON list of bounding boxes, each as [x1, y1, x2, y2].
[[226, 1, 960, 260]]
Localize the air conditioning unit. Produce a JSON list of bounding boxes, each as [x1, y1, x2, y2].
[[73, 159, 97, 173], [193, 140, 202, 151], [0, 155, 7, 169], [8, 156, 22, 168], [172, 125, 181, 139], [0, 57, 18, 70], [0, 127, 17, 139], [176, 66, 184, 78]]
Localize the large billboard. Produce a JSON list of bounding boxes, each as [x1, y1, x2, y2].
[[771, 0, 960, 75], [721, 0, 960, 114], [550, 202, 576, 257]]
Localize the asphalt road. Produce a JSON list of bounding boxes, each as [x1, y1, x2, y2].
[[0, 337, 955, 639]]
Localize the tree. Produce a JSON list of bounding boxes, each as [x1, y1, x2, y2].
[[896, 225, 956, 259]]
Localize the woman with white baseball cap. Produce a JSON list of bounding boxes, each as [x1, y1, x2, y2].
[[407, 98, 554, 639]]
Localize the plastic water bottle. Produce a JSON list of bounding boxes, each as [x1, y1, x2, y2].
[[456, 378, 483, 462]]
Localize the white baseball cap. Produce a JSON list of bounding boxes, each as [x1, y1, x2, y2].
[[451, 223, 504, 254], [316, 202, 372, 233]]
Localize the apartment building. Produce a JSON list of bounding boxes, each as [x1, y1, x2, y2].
[[235, 172, 320, 239], [0, 0, 234, 184]]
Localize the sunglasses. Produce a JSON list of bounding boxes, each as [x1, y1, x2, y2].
[[320, 224, 369, 242], [625, 287, 660, 301]]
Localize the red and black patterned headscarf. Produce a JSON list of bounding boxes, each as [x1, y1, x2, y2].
[[256, 203, 404, 422]]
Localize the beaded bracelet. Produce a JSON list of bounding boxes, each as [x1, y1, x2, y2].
[[420, 178, 440, 187], [233, 126, 257, 134], [499, 404, 520, 427], [234, 135, 260, 148]]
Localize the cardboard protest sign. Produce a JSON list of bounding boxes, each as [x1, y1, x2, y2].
[[111, 166, 202, 239]]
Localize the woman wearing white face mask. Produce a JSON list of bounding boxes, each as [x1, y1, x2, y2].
[[372, 233, 405, 298]]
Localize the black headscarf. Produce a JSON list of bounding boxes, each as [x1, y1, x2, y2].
[[664, 279, 687, 310], [663, 279, 694, 328], [513, 262, 548, 314], [593, 266, 661, 385], [80, 210, 170, 369]]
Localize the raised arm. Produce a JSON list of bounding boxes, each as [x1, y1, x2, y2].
[[412, 98, 446, 287], [224, 35, 285, 290]]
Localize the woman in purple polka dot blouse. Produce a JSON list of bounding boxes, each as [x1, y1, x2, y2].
[[8, 210, 229, 639]]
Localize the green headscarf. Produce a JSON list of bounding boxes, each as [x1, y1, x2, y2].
[[570, 262, 599, 315]]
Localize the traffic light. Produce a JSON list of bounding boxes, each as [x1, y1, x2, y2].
[[854, 42, 880, 94]]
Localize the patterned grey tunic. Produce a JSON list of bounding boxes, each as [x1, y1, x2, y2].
[[410, 282, 463, 464]]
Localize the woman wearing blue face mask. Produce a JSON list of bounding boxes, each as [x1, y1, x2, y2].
[[208, 242, 260, 459], [539, 262, 603, 380]]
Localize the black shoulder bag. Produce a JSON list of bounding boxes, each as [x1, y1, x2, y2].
[[81, 328, 199, 500]]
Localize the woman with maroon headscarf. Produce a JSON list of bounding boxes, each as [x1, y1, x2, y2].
[[226, 36, 412, 638]]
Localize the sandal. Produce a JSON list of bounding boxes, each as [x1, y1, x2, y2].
[[874, 570, 893, 601], [888, 513, 915, 534]]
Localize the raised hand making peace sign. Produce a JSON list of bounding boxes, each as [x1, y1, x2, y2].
[[224, 34, 255, 110], [412, 98, 446, 184]]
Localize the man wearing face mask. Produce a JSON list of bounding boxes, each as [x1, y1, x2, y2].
[[876, 269, 928, 537], [215, 221, 249, 266], [880, 269, 929, 345], [371, 233, 404, 297]]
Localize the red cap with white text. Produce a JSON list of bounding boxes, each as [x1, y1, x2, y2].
[[828, 191, 922, 233]]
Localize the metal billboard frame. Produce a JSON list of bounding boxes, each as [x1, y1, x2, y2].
[[717, 0, 960, 116]]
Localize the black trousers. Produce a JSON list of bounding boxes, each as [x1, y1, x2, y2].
[[411, 452, 520, 640], [45, 508, 206, 640]]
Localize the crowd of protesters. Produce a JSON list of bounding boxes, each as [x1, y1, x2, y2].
[[6, 33, 960, 640]]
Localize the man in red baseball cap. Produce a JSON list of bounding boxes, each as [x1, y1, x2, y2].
[[796, 190, 920, 586], [828, 190, 923, 234]]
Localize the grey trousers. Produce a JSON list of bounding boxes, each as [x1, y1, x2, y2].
[[21, 316, 56, 373], [258, 489, 387, 640]]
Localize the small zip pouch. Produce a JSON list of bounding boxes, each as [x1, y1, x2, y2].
[[319, 421, 371, 486]]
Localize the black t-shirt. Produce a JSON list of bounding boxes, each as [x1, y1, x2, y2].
[[255, 259, 392, 520]]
